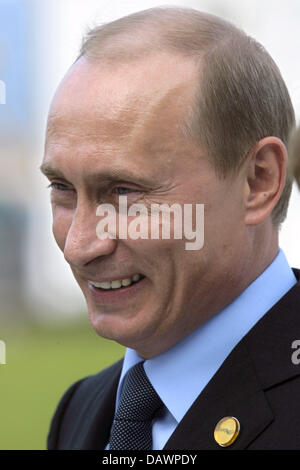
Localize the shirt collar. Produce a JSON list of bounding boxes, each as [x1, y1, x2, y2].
[[115, 249, 297, 423]]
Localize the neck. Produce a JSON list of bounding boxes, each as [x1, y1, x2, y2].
[[249, 221, 279, 280]]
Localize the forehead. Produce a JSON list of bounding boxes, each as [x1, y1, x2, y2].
[[46, 54, 198, 149]]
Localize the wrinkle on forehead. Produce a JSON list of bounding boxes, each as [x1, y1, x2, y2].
[[46, 100, 149, 144]]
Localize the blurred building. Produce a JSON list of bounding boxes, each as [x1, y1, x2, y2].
[[0, 0, 85, 321], [0, 0, 35, 318]]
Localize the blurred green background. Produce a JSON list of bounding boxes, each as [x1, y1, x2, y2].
[[0, 317, 125, 450]]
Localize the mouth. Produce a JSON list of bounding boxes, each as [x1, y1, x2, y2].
[[88, 273, 145, 291], [87, 273, 147, 304]]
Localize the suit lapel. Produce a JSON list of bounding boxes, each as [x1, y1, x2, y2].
[[163, 341, 273, 450]]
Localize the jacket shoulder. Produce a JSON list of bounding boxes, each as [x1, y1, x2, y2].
[[47, 358, 123, 449]]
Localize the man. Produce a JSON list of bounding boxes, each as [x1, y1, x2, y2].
[[42, 7, 300, 450]]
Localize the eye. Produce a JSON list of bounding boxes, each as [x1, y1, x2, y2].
[[113, 186, 138, 195], [47, 182, 74, 191]]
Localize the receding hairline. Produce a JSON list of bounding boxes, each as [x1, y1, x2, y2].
[[78, 6, 244, 63]]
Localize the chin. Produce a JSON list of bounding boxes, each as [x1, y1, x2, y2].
[[87, 306, 152, 349]]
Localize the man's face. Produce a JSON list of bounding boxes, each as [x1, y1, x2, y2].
[[42, 54, 249, 358]]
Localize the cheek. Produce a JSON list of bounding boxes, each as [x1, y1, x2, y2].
[[52, 208, 72, 252]]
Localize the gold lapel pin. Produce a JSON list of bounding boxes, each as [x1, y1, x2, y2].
[[214, 416, 240, 447]]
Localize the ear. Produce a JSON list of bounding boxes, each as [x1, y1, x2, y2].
[[244, 137, 287, 225]]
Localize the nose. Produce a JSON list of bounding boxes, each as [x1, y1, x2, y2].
[[63, 201, 117, 268]]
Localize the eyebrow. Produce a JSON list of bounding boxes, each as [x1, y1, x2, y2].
[[39, 163, 65, 179], [39, 162, 157, 188]]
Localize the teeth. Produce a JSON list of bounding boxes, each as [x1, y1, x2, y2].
[[121, 278, 132, 287], [111, 280, 122, 289], [95, 282, 111, 290], [89, 274, 142, 290]]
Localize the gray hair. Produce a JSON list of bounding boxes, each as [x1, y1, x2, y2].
[[78, 6, 295, 225]]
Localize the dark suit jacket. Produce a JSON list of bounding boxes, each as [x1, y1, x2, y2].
[[47, 269, 300, 450]]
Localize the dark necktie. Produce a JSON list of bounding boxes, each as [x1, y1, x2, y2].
[[108, 361, 164, 450]]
